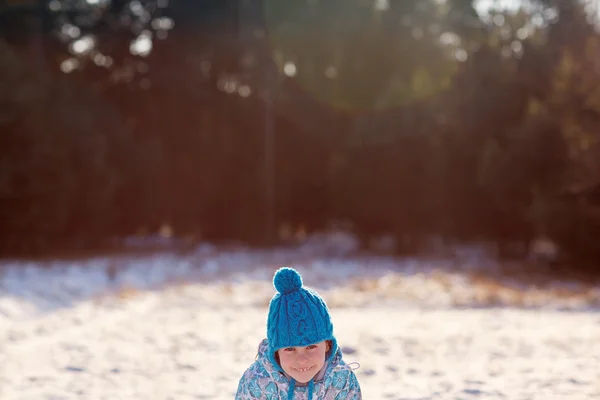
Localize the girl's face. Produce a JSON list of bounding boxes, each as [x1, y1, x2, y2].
[[277, 341, 330, 383]]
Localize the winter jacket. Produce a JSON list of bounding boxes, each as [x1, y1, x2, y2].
[[235, 339, 362, 400]]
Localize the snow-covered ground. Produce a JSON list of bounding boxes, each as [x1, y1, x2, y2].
[[1, 238, 599, 399]]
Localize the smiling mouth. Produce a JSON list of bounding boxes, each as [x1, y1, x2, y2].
[[293, 366, 315, 372]]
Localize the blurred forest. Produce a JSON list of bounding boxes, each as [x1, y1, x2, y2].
[[1, 0, 600, 273]]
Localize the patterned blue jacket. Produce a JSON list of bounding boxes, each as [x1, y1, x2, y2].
[[235, 339, 362, 400]]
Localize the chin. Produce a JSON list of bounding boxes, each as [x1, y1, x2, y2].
[[293, 374, 316, 384]]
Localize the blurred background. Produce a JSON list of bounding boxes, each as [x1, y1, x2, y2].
[[1, 0, 600, 270], [2, 0, 600, 275], [2, 1, 600, 398]]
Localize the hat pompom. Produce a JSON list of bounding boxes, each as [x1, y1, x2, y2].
[[273, 267, 303, 294]]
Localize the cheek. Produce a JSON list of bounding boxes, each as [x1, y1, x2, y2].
[[318, 350, 327, 361], [310, 349, 326, 364], [277, 352, 294, 366]]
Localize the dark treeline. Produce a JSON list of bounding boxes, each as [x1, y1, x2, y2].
[[1, 0, 599, 273]]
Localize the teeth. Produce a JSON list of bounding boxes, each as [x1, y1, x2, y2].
[[294, 366, 313, 372]]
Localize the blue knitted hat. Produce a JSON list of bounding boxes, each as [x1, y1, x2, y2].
[[267, 267, 338, 371]]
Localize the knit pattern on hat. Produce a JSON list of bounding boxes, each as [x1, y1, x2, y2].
[[266, 267, 338, 371]]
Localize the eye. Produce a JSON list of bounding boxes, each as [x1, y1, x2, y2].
[[306, 345, 317, 350], [284, 347, 295, 352]]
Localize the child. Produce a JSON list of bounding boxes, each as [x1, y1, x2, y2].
[[235, 267, 362, 399]]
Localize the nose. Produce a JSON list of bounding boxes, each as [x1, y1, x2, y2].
[[295, 353, 309, 364]]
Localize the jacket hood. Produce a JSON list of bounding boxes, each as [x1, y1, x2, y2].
[[258, 338, 341, 376], [256, 338, 343, 399]]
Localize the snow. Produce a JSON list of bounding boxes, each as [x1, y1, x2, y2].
[[0, 236, 599, 399]]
